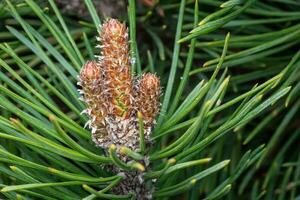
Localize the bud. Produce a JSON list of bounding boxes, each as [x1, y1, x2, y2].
[[99, 19, 132, 119], [135, 73, 161, 130], [79, 61, 101, 83], [79, 61, 109, 145]]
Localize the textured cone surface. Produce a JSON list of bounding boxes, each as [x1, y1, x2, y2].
[[79, 61, 109, 143], [135, 73, 161, 137], [100, 19, 132, 118]]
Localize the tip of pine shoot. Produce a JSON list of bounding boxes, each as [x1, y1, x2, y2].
[[285, 101, 289, 108], [9, 118, 18, 124], [119, 146, 127, 155], [177, 37, 186, 44], [132, 162, 145, 172], [9, 166, 17, 171], [198, 20, 205, 26], [48, 114, 56, 121], [225, 76, 231, 82], [202, 62, 209, 67], [233, 126, 240, 133], [48, 167, 58, 173], [205, 100, 212, 107], [224, 160, 231, 165], [5, 25, 12, 30], [257, 95, 264, 101], [168, 158, 176, 164], [82, 184, 89, 190]]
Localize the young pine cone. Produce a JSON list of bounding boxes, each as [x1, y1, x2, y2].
[[134, 73, 161, 138], [78, 61, 109, 144], [99, 19, 132, 119], [79, 19, 161, 152]]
